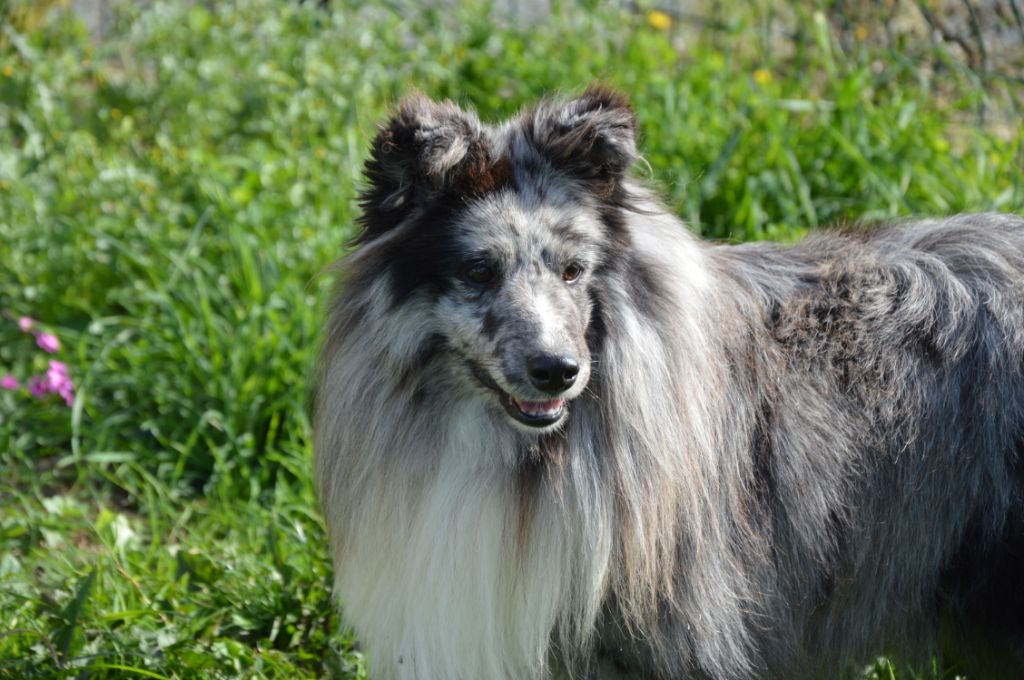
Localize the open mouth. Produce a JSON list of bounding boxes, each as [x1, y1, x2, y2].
[[468, 360, 569, 429], [502, 396, 566, 428]]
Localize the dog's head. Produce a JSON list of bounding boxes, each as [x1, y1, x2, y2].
[[352, 86, 638, 433]]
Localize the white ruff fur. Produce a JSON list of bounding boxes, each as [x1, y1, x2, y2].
[[316, 201, 718, 679], [322, 401, 611, 680]]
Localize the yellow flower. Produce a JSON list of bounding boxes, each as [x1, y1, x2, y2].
[[2, 65, 13, 77], [111, 108, 123, 120], [753, 68, 773, 86], [647, 10, 671, 30], [854, 24, 868, 42]]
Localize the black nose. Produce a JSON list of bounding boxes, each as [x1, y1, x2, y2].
[[527, 354, 579, 394]]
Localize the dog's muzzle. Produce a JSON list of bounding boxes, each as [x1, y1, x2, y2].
[[468, 359, 573, 429]]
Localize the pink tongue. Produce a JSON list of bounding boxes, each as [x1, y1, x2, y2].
[[513, 398, 563, 414]]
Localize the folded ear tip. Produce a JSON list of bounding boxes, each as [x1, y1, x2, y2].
[[525, 85, 638, 180], [580, 83, 634, 113], [393, 93, 439, 125], [391, 93, 481, 130]]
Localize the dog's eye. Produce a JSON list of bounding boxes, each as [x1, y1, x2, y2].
[[562, 262, 584, 283], [463, 261, 496, 286]]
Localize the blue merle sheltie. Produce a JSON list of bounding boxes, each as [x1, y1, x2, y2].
[[314, 86, 1024, 679]]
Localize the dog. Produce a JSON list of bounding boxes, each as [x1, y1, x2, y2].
[[314, 86, 1024, 679]]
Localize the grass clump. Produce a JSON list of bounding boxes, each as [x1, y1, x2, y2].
[[0, 0, 1019, 677]]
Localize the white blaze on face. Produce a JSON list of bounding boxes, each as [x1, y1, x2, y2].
[[529, 285, 564, 352]]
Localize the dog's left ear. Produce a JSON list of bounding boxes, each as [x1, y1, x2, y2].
[[356, 95, 491, 243], [527, 85, 638, 185]]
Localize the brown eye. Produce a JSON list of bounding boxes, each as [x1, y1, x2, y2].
[[562, 262, 584, 283], [463, 261, 496, 286]]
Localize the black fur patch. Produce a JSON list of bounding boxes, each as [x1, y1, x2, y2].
[[377, 194, 468, 303], [749, 397, 777, 510], [481, 307, 500, 341], [585, 288, 609, 361], [941, 509, 1024, 632], [940, 435, 1024, 633]]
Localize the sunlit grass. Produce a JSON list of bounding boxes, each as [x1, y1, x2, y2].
[[1, 0, 1020, 677]]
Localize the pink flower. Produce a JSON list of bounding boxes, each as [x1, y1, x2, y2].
[[35, 332, 60, 353], [48, 361, 74, 405], [47, 360, 70, 388], [26, 361, 75, 406], [27, 375, 50, 398], [18, 316, 34, 333], [0, 374, 18, 390]]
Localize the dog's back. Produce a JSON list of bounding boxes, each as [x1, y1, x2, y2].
[[702, 212, 1024, 677]]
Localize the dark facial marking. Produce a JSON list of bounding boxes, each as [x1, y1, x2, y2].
[[481, 307, 500, 341], [380, 195, 468, 304], [466, 358, 504, 394], [394, 333, 447, 396]]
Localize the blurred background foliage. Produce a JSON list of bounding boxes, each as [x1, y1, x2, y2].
[[0, 0, 1021, 677]]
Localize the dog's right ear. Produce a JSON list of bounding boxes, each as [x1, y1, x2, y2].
[[526, 85, 638, 192], [356, 95, 487, 243]]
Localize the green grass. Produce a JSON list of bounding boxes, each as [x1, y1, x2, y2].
[[0, 0, 1020, 677]]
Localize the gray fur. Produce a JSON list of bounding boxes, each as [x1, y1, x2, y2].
[[315, 87, 1024, 680]]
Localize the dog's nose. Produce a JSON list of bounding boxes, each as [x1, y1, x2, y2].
[[527, 354, 579, 394]]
